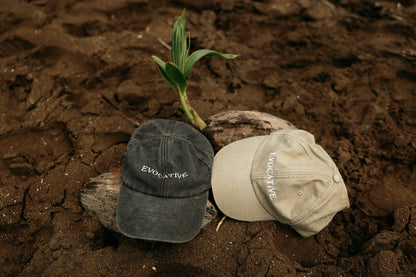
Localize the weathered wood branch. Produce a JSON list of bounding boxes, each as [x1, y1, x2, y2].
[[203, 110, 297, 151], [80, 169, 218, 232]]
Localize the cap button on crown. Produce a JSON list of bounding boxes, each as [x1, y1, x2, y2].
[[333, 174, 341, 183]]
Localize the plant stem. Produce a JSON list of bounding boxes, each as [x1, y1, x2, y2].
[[178, 88, 207, 130], [191, 108, 207, 130]]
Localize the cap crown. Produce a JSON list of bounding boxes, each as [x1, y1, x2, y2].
[[251, 130, 346, 226], [121, 120, 213, 198]]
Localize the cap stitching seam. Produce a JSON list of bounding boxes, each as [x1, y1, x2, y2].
[[282, 133, 331, 170], [290, 179, 336, 224], [252, 173, 330, 179], [183, 139, 213, 168], [281, 134, 338, 224], [161, 136, 167, 195], [149, 135, 212, 168], [127, 134, 212, 172]]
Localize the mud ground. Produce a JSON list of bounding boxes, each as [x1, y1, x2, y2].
[[1, 0, 416, 276]]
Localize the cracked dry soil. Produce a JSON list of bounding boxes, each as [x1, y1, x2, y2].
[[1, 0, 416, 276]]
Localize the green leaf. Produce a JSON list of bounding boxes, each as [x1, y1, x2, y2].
[[171, 10, 187, 72], [165, 62, 187, 93], [152, 56, 176, 90], [184, 49, 237, 77], [152, 56, 169, 80]]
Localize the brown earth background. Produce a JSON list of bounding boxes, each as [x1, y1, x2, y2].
[[1, 0, 416, 276]]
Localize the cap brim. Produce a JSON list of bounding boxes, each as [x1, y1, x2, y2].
[[211, 136, 275, 221], [116, 184, 208, 243]]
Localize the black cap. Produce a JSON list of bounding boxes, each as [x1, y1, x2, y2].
[[116, 119, 214, 243]]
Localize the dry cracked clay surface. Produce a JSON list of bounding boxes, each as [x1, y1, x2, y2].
[[1, 0, 416, 276]]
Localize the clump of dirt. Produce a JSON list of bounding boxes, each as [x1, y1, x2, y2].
[[1, 0, 416, 276]]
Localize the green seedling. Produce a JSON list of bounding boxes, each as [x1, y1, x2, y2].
[[152, 10, 237, 130]]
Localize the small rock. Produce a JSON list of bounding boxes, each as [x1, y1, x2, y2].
[[8, 162, 34, 175], [362, 231, 401, 255], [367, 250, 401, 277], [85, 232, 95, 240], [393, 207, 410, 232]]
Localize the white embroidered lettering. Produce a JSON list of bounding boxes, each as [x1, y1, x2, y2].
[[266, 152, 277, 200], [139, 165, 189, 179]]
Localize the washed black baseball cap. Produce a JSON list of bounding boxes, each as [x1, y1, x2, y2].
[[116, 119, 214, 243]]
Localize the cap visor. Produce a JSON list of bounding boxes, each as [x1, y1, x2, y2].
[[211, 136, 275, 221], [116, 184, 208, 243]]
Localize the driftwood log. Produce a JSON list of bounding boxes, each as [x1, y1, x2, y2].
[[80, 169, 218, 232], [203, 110, 297, 151], [80, 110, 296, 233]]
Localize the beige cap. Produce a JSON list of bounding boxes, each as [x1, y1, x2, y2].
[[211, 129, 349, 237]]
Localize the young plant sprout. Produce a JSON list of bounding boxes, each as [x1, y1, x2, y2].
[[152, 10, 237, 130]]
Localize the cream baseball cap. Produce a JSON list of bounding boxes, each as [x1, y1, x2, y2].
[[211, 129, 349, 237]]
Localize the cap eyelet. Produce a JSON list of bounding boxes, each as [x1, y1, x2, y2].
[[297, 191, 303, 196], [333, 174, 341, 183]]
